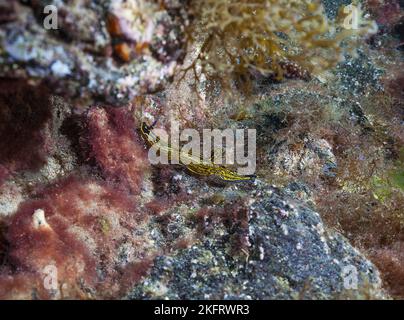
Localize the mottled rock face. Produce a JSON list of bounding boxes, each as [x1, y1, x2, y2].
[[0, 0, 403, 301], [0, 91, 387, 299], [129, 181, 384, 300], [0, 91, 158, 299], [0, 0, 190, 105]]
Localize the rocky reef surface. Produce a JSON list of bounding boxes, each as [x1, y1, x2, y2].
[[0, 0, 190, 105], [0, 95, 386, 299], [0, 0, 403, 299]]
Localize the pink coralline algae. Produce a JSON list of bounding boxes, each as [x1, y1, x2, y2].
[[85, 106, 150, 195], [0, 176, 155, 299], [0, 101, 156, 299]]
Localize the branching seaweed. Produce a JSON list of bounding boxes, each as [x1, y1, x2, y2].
[[178, 0, 377, 95]]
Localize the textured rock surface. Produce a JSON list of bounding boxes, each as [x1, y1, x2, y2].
[[0, 0, 403, 300], [0, 92, 388, 298], [129, 181, 384, 299], [0, 0, 190, 105]]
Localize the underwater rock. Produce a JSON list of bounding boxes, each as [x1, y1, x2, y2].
[[129, 181, 385, 300], [266, 136, 338, 179], [0, 0, 190, 105], [0, 181, 23, 219], [0, 0, 402, 301], [0, 82, 78, 215], [0, 94, 157, 299]]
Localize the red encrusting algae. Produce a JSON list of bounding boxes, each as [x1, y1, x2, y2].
[[0, 176, 156, 299], [85, 106, 149, 195]]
